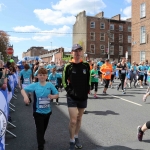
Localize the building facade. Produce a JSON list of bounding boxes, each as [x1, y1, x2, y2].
[[73, 11, 131, 62], [132, 0, 150, 63], [22, 47, 48, 58]]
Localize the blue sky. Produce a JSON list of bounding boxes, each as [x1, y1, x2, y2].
[[0, 0, 131, 59]]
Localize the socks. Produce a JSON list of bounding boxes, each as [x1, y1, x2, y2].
[[74, 135, 78, 138], [70, 139, 75, 143]]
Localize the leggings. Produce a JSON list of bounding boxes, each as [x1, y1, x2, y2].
[[144, 74, 147, 83], [119, 74, 126, 90], [91, 82, 98, 92], [130, 72, 137, 85], [103, 79, 110, 88]]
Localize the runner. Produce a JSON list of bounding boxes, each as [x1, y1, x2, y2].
[[48, 67, 62, 105], [142, 66, 150, 102], [62, 44, 90, 150], [109, 61, 116, 89], [100, 59, 112, 94], [90, 63, 99, 98], [46, 61, 55, 76], [144, 60, 149, 85], [116, 57, 127, 94], [97, 58, 104, 85], [19, 64, 32, 105], [137, 61, 145, 88], [21, 68, 58, 150]]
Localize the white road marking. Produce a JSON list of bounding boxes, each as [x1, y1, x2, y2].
[[110, 95, 142, 106]]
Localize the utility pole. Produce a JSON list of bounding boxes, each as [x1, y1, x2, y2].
[[107, 30, 111, 59]]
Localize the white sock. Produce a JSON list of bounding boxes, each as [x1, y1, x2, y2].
[[70, 139, 75, 143], [74, 135, 78, 138]]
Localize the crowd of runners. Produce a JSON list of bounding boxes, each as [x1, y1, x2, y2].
[[1, 44, 150, 150]]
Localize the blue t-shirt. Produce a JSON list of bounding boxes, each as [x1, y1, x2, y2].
[[97, 61, 103, 70], [131, 65, 137, 74], [19, 69, 32, 84], [48, 73, 62, 86], [127, 62, 131, 69], [138, 65, 145, 75], [24, 82, 58, 114], [112, 65, 116, 74], [46, 65, 56, 75]]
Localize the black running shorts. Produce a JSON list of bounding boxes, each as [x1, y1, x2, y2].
[[67, 97, 87, 108]]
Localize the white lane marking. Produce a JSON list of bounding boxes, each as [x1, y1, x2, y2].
[[109, 95, 142, 106]]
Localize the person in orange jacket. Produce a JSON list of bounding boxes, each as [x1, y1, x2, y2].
[[100, 59, 113, 94]]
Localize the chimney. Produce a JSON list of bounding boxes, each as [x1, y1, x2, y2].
[[95, 11, 104, 18], [111, 14, 120, 21]]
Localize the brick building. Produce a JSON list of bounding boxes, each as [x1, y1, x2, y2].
[[22, 46, 48, 58], [73, 11, 131, 62], [132, 0, 150, 63]]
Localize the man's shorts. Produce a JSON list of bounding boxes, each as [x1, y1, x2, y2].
[[67, 97, 87, 108]]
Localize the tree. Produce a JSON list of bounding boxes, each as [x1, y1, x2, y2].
[[0, 30, 9, 61]]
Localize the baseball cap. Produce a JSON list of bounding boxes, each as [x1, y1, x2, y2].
[[72, 44, 82, 51]]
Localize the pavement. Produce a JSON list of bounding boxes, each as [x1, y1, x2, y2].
[[5, 80, 150, 150]]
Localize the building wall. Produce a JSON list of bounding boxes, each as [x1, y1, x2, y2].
[[132, 0, 150, 63], [73, 11, 87, 53]]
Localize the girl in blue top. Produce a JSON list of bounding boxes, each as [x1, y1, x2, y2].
[[48, 67, 61, 105], [21, 68, 58, 150], [19, 64, 32, 105]]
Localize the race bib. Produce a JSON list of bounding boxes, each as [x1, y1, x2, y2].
[[121, 70, 126, 74], [24, 78, 30, 84], [94, 75, 98, 78], [38, 97, 50, 109], [106, 71, 110, 75], [51, 80, 56, 85]]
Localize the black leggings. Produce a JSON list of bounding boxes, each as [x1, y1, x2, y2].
[[91, 82, 98, 92], [103, 79, 110, 88], [119, 75, 126, 90]]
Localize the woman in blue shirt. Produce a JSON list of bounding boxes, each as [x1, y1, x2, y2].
[[21, 68, 58, 150], [19, 64, 32, 105], [48, 67, 61, 105]]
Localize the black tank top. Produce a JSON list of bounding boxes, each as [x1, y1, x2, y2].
[[117, 63, 126, 75]]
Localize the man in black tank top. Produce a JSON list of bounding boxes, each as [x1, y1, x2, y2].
[[116, 57, 127, 94]]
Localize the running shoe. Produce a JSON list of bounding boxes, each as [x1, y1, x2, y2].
[[75, 138, 82, 149], [69, 142, 75, 150], [143, 94, 147, 102], [122, 90, 126, 94], [137, 126, 144, 141], [103, 91, 107, 95], [140, 86, 143, 88], [56, 102, 59, 105]]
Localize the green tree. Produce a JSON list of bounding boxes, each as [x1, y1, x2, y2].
[[0, 30, 9, 61]]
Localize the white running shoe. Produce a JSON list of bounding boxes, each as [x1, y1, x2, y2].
[[143, 95, 147, 102], [140, 86, 143, 88]]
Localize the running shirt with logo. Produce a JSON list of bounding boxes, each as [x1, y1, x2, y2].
[[138, 65, 145, 75], [90, 69, 99, 82], [24, 82, 58, 114], [100, 64, 112, 79], [48, 73, 62, 86], [19, 69, 32, 85]]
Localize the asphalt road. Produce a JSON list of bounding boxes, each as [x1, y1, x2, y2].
[[5, 80, 150, 150]]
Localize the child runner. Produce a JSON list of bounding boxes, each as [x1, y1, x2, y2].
[[21, 68, 58, 150], [48, 67, 62, 105], [90, 63, 99, 98]]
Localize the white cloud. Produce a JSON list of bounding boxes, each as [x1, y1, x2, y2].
[[125, 0, 131, 3], [120, 8, 123, 12], [13, 25, 41, 32], [121, 6, 131, 20], [34, 9, 75, 25], [32, 25, 71, 42], [0, 3, 6, 11], [10, 36, 31, 43], [52, 0, 106, 15], [34, 0, 106, 25]]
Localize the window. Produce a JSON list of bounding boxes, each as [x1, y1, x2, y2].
[[110, 33, 114, 42], [119, 25, 123, 31], [140, 3, 146, 18], [110, 45, 114, 55], [128, 46, 131, 55], [119, 34, 123, 43], [110, 24, 114, 30], [140, 51, 145, 61], [100, 45, 105, 54], [90, 32, 95, 41], [100, 33, 105, 41], [128, 36, 131, 43], [90, 44, 95, 54], [90, 22, 95, 28], [128, 26, 131, 32], [119, 46, 123, 55], [140, 26, 146, 43], [100, 22, 105, 29]]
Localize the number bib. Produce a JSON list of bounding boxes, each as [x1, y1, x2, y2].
[[94, 75, 98, 78], [38, 97, 50, 109], [121, 70, 126, 74], [106, 71, 110, 75], [51, 80, 56, 86], [24, 78, 30, 84]]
